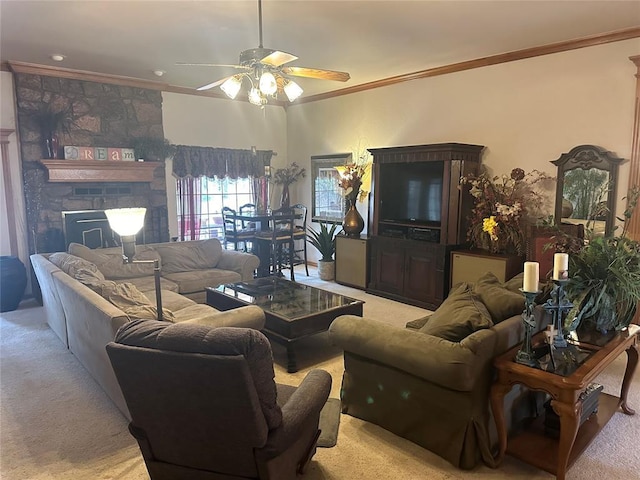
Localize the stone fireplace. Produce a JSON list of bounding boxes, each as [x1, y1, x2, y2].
[[13, 72, 170, 254]]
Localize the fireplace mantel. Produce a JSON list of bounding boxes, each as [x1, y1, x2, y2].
[[40, 160, 160, 183]]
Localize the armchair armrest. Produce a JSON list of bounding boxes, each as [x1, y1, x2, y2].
[[216, 250, 260, 281], [261, 369, 331, 455], [329, 315, 496, 392], [181, 305, 265, 330]]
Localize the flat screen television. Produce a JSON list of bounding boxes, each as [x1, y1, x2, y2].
[[379, 162, 444, 225]]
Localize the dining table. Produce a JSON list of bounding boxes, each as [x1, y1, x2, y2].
[[226, 210, 301, 278]]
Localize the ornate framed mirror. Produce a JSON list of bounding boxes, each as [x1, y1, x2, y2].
[[551, 145, 624, 237]]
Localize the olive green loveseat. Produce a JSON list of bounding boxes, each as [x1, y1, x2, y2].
[[329, 272, 549, 469]]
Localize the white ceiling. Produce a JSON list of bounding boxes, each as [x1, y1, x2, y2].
[[1, 0, 639, 99]]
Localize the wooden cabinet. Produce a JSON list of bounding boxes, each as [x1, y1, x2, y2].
[[335, 235, 369, 289], [450, 249, 524, 289], [367, 143, 484, 309], [369, 236, 450, 310]]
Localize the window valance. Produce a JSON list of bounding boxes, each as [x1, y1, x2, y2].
[[172, 145, 273, 179]]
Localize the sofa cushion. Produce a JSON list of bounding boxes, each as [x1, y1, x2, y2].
[[142, 289, 196, 313], [48, 252, 105, 280], [120, 275, 179, 294], [162, 269, 241, 294], [473, 272, 524, 323], [68, 243, 160, 279], [419, 282, 493, 342], [153, 239, 223, 274]]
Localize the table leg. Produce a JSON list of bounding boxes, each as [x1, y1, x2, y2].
[[286, 343, 298, 373], [621, 343, 639, 415], [489, 382, 512, 465], [552, 399, 581, 480]]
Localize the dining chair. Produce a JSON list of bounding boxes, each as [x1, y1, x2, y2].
[[290, 204, 309, 276], [222, 206, 256, 251], [254, 210, 296, 281]]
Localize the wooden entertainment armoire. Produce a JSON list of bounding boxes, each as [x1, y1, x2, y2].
[[366, 143, 484, 310]]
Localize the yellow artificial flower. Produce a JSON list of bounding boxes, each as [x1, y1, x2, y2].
[[482, 216, 499, 241]]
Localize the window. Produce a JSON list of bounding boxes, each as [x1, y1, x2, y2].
[[176, 176, 254, 241], [311, 153, 351, 223]]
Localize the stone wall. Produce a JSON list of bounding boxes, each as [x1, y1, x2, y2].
[[14, 73, 169, 253]]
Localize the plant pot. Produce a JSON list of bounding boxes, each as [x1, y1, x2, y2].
[[317, 260, 335, 281], [0, 256, 27, 312]]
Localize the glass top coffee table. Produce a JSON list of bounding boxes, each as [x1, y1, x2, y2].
[[206, 277, 364, 372]]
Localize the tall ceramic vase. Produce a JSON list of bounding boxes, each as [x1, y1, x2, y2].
[[343, 201, 364, 237]]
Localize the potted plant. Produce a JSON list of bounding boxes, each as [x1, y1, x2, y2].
[[307, 222, 339, 281], [564, 186, 640, 334], [32, 104, 74, 159], [272, 162, 306, 208], [132, 136, 176, 162]]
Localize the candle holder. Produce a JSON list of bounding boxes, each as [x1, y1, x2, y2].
[[543, 279, 573, 348], [515, 289, 540, 368]]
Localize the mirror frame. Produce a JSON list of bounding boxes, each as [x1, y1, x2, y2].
[[551, 144, 623, 237], [310, 152, 352, 223]]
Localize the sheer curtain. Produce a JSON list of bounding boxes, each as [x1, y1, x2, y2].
[[174, 146, 273, 241], [176, 177, 201, 241]]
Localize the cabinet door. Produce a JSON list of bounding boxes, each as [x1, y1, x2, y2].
[[373, 242, 405, 294], [403, 246, 438, 305], [336, 236, 368, 289]]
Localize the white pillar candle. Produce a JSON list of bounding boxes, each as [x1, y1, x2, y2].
[[523, 261, 539, 293], [553, 253, 569, 280]]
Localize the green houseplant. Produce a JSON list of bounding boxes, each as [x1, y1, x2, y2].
[[32, 104, 74, 159], [565, 186, 640, 333], [132, 136, 176, 162], [307, 222, 339, 281]]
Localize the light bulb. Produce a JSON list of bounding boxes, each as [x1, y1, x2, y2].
[[259, 71, 277, 95], [248, 87, 266, 106], [284, 80, 303, 102], [220, 76, 242, 99]]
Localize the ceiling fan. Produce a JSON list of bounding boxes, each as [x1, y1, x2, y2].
[[176, 0, 350, 106]]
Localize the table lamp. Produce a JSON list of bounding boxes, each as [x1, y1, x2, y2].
[[105, 208, 163, 321]]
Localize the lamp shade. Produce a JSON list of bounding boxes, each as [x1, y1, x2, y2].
[[221, 76, 242, 99], [105, 208, 147, 236], [284, 80, 303, 101]]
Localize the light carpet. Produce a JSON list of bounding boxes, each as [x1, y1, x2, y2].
[[2, 267, 639, 479]]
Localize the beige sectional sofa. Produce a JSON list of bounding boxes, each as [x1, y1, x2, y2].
[[31, 239, 263, 417]]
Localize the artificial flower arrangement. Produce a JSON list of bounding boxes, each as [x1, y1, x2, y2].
[[272, 162, 306, 185], [335, 151, 372, 205], [461, 167, 553, 255]]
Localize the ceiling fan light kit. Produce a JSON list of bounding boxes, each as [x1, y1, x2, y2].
[[181, 0, 349, 107]]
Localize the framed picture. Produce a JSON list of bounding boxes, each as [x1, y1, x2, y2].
[[310, 153, 351, 223]]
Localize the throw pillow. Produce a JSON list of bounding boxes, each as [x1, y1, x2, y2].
[[503, 272, 525, 293], [69, 242, 159, 279], [153, 239, 223, 273], [97, 280, 176, 322], [473, 271, 524, 323], [419, 282, 493, 342], [49, 252, 105, 280]]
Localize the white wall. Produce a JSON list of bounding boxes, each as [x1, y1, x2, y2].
[[0, 71, 29, 268], [161, 92, 288, 238], [286, 39, 639, 262]]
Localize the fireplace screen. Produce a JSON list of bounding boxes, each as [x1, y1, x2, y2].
[[62, 210, 145, 249]]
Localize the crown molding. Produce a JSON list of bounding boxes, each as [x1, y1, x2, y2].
[[4, 26, 639, 107], [298, 26, 640, 104]]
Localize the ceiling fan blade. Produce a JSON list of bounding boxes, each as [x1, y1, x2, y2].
[[260, 50, 298, 67], [176, 62, 251, 70], [281, 67, 350, 82], [196, 76, 233, 91]]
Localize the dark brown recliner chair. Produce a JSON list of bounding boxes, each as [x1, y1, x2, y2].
[[106, 319, 331, 480]]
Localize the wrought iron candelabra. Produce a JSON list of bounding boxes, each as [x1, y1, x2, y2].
[[515, 289, 540, 368], [543, 279, 573, 348]]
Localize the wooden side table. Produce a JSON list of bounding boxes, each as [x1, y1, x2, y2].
[[490, 324, 639, 480]]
